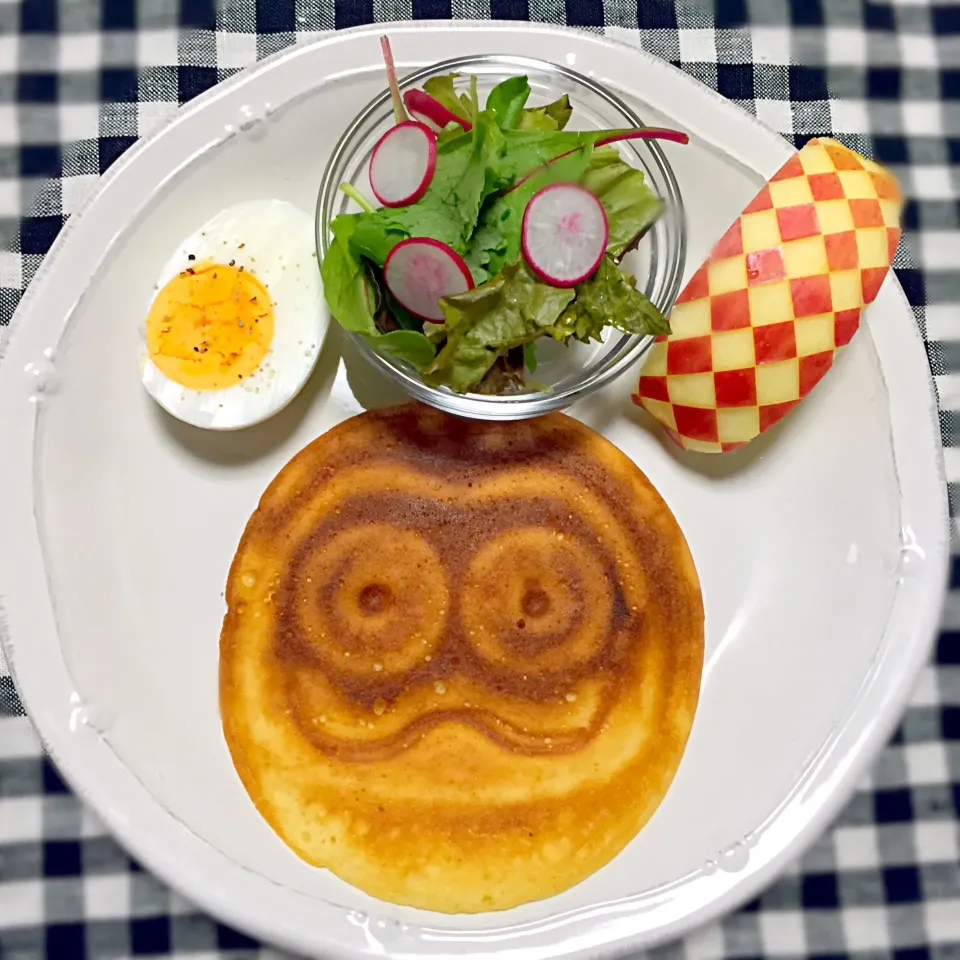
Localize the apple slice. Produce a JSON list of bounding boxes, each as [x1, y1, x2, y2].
[[631, 137, 902, 453]]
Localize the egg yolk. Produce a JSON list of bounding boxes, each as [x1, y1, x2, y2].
[[146, 261, 274, 391]]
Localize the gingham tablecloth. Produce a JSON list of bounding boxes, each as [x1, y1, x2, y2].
[[1, 1, 958, 957]]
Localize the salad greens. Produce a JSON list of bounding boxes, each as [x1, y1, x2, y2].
[[553, 256, 671, 342], [422, 74, 473, 125], [321, 71, 672, 393], [320, 216, 436, 368], [464, 144, 595, 283], [581, 147, 665, 259], [423, 259, 575, 394]]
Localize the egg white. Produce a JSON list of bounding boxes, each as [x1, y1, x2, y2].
[[139, 199, 327, 430]]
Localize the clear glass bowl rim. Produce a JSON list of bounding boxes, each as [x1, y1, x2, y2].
[[315, 53, 687, 420]]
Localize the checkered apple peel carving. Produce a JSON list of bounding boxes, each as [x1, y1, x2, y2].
[[631, 137, 902, 454]]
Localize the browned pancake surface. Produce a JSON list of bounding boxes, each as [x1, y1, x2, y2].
[[220, 403, 704, 912]]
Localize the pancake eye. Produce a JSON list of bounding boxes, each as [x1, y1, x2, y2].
[[459, 527, 614, 676], [282, 524, 449, 675]]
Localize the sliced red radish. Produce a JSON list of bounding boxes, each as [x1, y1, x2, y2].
[[407, 109, 442, 134], [403, 89, 472, 132], [383, 238, 474, 322], [380, 36, 408, 124], [369, 121, 438, 207], [522, 183, 608, 287]]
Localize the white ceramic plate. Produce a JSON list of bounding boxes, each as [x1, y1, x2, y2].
[[0, 21, 948, 960]]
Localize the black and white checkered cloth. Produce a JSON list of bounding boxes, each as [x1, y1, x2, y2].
[[1, 1, 958, 957]]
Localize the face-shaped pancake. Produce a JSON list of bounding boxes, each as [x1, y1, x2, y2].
[[220, 403, 704, 913]]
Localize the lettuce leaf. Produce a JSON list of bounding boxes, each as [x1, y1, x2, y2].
[[581, 146, 664, 259], [346, 208, 409, 267], [523, 341, 539, 372], [320, 214, 435, 368], [464, 145, 594, 283], [486, 76, 531, 130], [423, 75, 570, 135], [423, 73, 472, 121], [475, 349, 528, 395], [516, 94, 573, 132], [551, 255, 669, 341], [423, 259, 574, 393]]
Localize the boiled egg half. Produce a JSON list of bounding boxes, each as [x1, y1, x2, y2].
[[139, 199, 327, 429]]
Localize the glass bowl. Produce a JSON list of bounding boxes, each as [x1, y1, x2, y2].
[[316, 54, 686, 420]]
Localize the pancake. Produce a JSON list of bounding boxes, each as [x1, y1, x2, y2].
[[220, 403, 704, 913]]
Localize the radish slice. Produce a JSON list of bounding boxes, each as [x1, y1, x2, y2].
[[408, 110, 442, 133], [383, 238, 474, 322], [369, 121, 438, 207], [403, 89, 472, 132], [522, 183, 608, 287]]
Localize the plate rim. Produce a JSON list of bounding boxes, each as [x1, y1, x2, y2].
[[0, 19, 949, 960]]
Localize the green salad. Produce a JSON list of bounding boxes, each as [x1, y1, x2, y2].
[[321, 45, 684, 395]]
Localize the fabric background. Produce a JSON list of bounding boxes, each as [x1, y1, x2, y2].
[[0, 0, 958, 957]]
